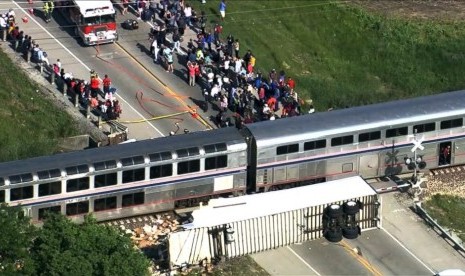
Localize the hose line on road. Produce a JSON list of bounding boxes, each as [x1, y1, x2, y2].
[[100, 111, 190, 125]]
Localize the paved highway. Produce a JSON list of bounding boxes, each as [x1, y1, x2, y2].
[[10, 1, 216, 140], [253, 192, 465, 275]]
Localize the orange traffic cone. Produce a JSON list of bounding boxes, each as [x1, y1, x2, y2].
[[22, 17, 29, 23]]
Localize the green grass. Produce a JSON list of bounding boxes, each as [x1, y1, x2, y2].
[[188, 1, 465, 110], [423, 194, 465, 241], [0, 49, 79, 162]]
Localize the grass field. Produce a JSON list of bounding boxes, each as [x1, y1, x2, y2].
[[0, 49, 79, 162], [423, 194, 465, 241], [188, 0, 465, 110]]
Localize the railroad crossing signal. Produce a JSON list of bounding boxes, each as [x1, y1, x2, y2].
[[411, 135, 424, 152]]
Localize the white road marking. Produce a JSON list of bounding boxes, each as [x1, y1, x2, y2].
[[12, 0, 165, 137], [286, 246, 321, 276], [380, 227, 436, 274]]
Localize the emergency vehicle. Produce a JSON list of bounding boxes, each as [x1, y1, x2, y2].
[[57, 0, 118, 46]]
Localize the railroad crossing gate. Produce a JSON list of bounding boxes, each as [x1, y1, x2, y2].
[[168, 176, 380, 268]]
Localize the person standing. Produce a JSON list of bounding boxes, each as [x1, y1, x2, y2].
[[43, 2, 51, 23], [188, 62, 196, 86], [103, 74, 112, 94], [121, 0, 129, 15], [219, 0, 226, 21]]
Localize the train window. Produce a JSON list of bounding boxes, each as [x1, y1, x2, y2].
[[95, 173, 117, 188], [37, 169, 61, 180], [38, 206, 61, 220], [178, 160, 201, 175], [65, 165, 89, 175], [276, 144, 299, 155], [204, 143, 227, 153], [413, 122, 436, 133], [122, 192, 145, 207], [10, 186, 33, 201], [205, 155, 228, 170], [149, 151, 172, 162], [359, 131, 381, 142], [39, 182, 62, 197], [122, 168, 145, 184], [66, 201, 89, 216], [93, 160, 117, 171], [441, 118, 463, 130], [0, 190, 4, 203], [150, 164, 173, 179], [304, 140, 326, 151], [331, 135, 354, 146], [386, 126, 408, 138], [9, 173, 33, 184], [94, 196, 117, 212], [66, 177, 89, 192], [176, 147, 200, 158], [121, 156, 145, 167]]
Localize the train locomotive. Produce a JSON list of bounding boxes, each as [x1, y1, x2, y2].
[[1, 90, 465, 223]]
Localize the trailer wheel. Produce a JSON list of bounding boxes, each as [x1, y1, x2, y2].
[[327, 204, 342, 219], [343, 201, 359, 215], [342, 226, 360, 240], [325, 228, 343, 243]]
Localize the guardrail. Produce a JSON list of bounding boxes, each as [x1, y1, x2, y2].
[[414, 203, 465, 255]]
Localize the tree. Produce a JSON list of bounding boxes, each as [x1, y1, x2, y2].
[[0, 203, 36, 275], [31, 214, 151, 276]]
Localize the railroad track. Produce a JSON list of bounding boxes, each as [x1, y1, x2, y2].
[[429, 165, 465, 176]]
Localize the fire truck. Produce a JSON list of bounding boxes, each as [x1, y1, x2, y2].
[[57, 0, 118, 46]]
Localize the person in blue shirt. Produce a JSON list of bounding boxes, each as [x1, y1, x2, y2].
[[219, 0, 226, 21]]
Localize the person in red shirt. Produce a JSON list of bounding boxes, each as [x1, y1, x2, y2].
[[90, 76, 100, 98], [102, 74, 111, 94], [287, 77, 295, 90]]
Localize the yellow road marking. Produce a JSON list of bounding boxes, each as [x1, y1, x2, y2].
[[114, 42, 213, 130], [340, 240, 383, 276]]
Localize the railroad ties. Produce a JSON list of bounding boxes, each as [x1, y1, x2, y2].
[[430, 165, 465, 176]]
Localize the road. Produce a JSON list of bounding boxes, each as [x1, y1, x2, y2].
[[8, 1, 217, 140], [252, 192, 465, 275]]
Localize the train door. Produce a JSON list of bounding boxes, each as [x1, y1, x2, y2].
[[359, 154, 379, 178], [438, 141, 452, 166]]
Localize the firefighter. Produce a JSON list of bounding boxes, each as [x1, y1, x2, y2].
[[43, 2, 51, 23], [48, 1, 54, 13]]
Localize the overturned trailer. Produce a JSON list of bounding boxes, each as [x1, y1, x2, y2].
[[169, 176, 381, 267]]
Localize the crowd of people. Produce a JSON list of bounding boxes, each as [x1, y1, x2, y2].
[[1, 9, 122, 122], [136, 0, 307, 128]]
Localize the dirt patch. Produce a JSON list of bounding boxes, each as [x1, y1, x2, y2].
[[349, 0, 465, 21]]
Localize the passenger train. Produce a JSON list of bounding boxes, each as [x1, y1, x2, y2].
[[1, 90, 465, 223]]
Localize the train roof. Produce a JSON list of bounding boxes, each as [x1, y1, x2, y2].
[[0, 127, 245, 178], [246, 90, 465, 148]]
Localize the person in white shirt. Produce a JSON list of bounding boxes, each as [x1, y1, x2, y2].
[[0, 15, 6, 41], [7, 9, 15, 18], [234, 58, 242, 74], [151, 39, 158, 62], [184, 4, 192, 26], [210, 84, 220, 99]]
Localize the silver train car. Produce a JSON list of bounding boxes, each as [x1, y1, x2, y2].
[[1, 90, 465, 222], [244, 90, 465, 192], [0, 127, 248, 223]]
